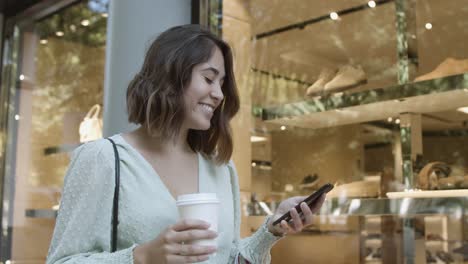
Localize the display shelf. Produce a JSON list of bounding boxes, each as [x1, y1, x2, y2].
[[25, 208, 58, 219], [43, 143, 82, 155], [260, 73, 468, 130], [247, 196, 467, 217], [322, 196, 468, 216], [387, 189, 468, 199], [26, 196, 468, 220]]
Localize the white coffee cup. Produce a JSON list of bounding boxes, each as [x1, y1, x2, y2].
[[176, 193, 219, 246]]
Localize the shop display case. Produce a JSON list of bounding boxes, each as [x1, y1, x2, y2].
[[219, 0, 468, 263], [0, 1, 108, 262]]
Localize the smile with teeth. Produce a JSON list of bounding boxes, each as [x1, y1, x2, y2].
[[199, 103, 214, 113]]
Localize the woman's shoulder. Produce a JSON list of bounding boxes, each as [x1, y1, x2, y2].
[[72, 138, 115, 164]]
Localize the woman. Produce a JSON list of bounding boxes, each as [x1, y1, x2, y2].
[[47, 24, 325, 264]]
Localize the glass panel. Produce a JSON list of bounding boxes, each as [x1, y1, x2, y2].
[[221, 0, 468, 263], [1, 1, 108, 262]]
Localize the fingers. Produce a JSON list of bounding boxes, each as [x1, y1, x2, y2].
[[280, 195, 327, 234], [300, 202, 314, 225], [161, 230, 217, 263], [280, 220, 292, 233], [172, 219, 211, 232], [290, 207, 303, 232], [166, 229, 218, 244], [164, 243, 217, 256]]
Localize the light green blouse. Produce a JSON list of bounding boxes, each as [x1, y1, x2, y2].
[[47, 134, 280, 263]]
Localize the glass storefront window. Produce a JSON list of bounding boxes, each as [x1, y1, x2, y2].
[[219, 0, 468, 263], [0, 0, 108, 262]]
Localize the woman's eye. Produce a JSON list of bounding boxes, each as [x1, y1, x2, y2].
[[204, 77, 213, 84]]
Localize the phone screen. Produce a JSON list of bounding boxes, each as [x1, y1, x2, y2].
[[272, 183, 333, 226]]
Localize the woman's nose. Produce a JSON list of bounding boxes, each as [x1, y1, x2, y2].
[[211, 83, 224, 101]]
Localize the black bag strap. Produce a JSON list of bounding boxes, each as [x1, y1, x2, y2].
[[106, 138, 120, 253]]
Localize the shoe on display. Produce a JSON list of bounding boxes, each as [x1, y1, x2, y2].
[[327, 180, 379, 198], [435, 250, 454, 263], [364, 247, 372, 258], [426, 234, 444, 241], [305, 68, 337, 97], [373, 247, 382, 259], [426, 250, 437, 263], [460, 175, 468, 189], [437, 175, 465, 190], [299, 174, 319, 188], [323, 64, 367, 93], [453, 243, 468, 261], [415, 57, 468, 82]]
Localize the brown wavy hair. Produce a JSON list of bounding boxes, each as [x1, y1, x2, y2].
[[126, 24, 240, 164]]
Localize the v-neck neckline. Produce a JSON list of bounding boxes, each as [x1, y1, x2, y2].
[[116, 134, 202, 202]]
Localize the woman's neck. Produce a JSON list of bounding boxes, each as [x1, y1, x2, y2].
[[132, 126, 192, 156]]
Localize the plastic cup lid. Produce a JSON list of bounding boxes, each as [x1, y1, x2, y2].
[[176, 193, 219, 206]]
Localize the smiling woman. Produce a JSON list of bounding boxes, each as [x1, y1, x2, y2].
[[126, 25, 240, 164], [46, 24, 328, 264]]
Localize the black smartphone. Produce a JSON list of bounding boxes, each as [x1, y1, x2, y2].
[[272, 183, 333, 226]]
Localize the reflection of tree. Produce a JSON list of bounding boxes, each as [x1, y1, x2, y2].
[[33, 39, 105, 133], [29, 0, 107, 187], [36, 0, 108, 47]]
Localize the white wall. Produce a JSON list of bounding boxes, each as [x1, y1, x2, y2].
[[103, 0, 191, 136]]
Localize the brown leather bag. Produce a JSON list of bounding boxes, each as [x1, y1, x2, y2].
[[417, 162, 451, 190]]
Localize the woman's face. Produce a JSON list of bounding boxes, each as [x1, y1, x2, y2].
[[183, 46, 225, 130]]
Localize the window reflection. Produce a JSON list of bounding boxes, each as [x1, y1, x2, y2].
[[222, 0, 468, 262], [1, 1, 108, 262]]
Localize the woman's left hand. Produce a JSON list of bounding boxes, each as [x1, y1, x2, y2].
[[267, 194, 326, 236]]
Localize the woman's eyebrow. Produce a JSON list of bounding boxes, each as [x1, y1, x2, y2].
[[201, 67, 220, 75]]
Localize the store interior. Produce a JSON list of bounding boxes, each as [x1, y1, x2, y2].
[[223, 0, 468, 263]]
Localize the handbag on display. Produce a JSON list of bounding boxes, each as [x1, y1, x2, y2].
[[79, 104, 103, 143]]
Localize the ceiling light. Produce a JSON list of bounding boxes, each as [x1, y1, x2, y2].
[[250, 136, 267, 142], [387, 117, 393, 122], [70, 24, 76, 31], [368, 1, 376, 8], [330, 12, 339, 20], [280, 125, 286, 131], [40, 39, 48, 44], [457, 107, 468, 114], [81, 19, 90, 26], [19, 74, 25, 80], [285, 184, 294, 192], [251, 162, 257, 167], [55, 31, 64, 37], [425, 23, 433, 30], [14, 115, 20, 120], [395, 118, 401, 124]]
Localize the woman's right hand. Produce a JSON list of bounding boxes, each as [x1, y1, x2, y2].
[[133, 219, 218, 264]]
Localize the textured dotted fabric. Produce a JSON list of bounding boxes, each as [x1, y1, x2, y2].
[[46, 134, 280, 263]]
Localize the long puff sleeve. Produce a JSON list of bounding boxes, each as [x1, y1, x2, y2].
[[227, 161, 282, 264], [46, 140, 136, 264]]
